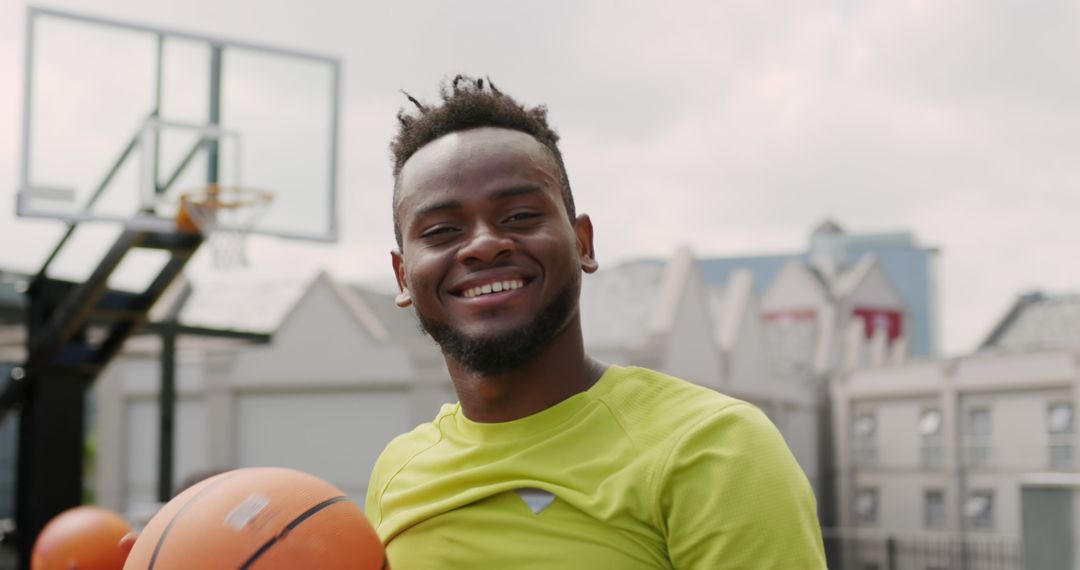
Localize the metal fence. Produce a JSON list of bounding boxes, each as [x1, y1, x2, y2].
[[822, 528, 1022, 570]]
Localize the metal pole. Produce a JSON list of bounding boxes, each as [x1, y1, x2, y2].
[[151, 34, 163, 202], [207, 45, 222, 185], [885, 536, 898, 570], [14, 281, 88, 570], [954, 388, 970, 570], [154, 282, 193, 505], [156, 329, 176, 502], [14, 373, 86, 570]]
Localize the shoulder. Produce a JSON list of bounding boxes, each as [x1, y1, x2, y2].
[[633, 372, 824, 568], [599, 366, 743, 405], [594, 366, 801, 483], [594, 366, 755, 437], [368, 404, 455, 493], [588, 366, 780, 478]]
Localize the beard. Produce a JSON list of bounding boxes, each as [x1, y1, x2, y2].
[[415, 279, 579, 375]]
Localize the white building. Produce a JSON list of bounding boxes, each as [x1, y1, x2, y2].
[[831, 292, 1080, 568], [92, 272, 448, 514]]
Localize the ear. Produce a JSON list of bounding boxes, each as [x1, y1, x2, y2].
[[573, 214, 599, 274], [390, 250, 413, 308]]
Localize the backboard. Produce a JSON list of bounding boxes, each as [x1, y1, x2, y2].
[[17, 7, 340, 242]]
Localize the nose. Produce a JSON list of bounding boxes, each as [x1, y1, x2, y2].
[[456, 223, 514, 265]]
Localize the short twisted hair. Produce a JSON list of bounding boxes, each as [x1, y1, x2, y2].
[[390, 75, 575, 247]]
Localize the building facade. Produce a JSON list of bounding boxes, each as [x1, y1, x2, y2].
[[831, 293, 1080, 569]]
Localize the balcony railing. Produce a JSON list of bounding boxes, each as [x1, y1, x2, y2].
[[921, 447, 943, 469], [854, 447, 878, 466], [963, 435, 992, 468], [854, 435, 877, 466], [1048, 433, 1074, 470], [822, 528, 1021, 570]]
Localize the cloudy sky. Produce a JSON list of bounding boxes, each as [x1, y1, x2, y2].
[[1, 0, 1077, 355]]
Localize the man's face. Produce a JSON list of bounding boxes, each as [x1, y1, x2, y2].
[[392, 127, 598, 373]]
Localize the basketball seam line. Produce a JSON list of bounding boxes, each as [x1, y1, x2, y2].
[[238, 495, 350, 569], [147, 471, 243, 570]]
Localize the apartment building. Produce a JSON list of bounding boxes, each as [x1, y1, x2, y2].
[[832, 293, 1080, 568]]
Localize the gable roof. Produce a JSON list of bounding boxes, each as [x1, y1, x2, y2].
[[761, 258, 829, 311], [831, 255, 876, 299], [647, 229, 938, 355], [272, 272, 389, 341], [151, 271, 400, 344], [713, 269, 756, 351], [170, 274, 312, 333], [980, 292, 1080, 351], [697, 254, 792, 297], [348, 286, 440, 356], [580, 261, 665, 349]]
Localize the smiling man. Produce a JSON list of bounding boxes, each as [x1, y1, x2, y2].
[[365, 76, 826, 569]]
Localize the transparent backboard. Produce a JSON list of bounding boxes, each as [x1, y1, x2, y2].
[[17, 8, 340, 242]]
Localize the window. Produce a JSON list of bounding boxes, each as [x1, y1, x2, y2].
[[920, 409, 943, 468], [855, 487, 879, 524], [963, 408, 992, 467], [1048, 403, 1074, 470], [924, 489, 946, 528], [853, 413, 877, 466], [964, 491, 994, 529]]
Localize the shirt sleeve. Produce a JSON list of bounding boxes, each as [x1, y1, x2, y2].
[[365, 454, 386, 529], [658, 403, 826, 569]]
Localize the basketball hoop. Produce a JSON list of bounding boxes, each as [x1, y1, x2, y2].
[[177, 185, 273, 269]]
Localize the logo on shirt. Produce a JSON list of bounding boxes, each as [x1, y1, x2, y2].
[[515, 488, 556, 514]]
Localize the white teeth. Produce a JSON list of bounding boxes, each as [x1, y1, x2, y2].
[[463, 279, 524, 298]]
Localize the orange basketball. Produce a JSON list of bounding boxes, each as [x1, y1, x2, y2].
[[32, 505, 133, 570], [123, 467, 386, 570]]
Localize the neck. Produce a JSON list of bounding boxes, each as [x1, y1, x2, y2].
[[445, 316, 605, 423]]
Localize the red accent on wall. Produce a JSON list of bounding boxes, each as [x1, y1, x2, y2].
[[762, 308, 817, 323], [852, 307, 903, 341]]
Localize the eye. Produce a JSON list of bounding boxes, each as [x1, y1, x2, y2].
[[420, 225, 458, 239], [504, 211, 540, 224]]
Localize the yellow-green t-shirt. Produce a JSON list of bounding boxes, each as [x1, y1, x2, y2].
[[365, 366, 825, 569]]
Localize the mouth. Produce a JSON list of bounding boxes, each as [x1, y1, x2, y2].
[[458, 278, 527, 299]]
